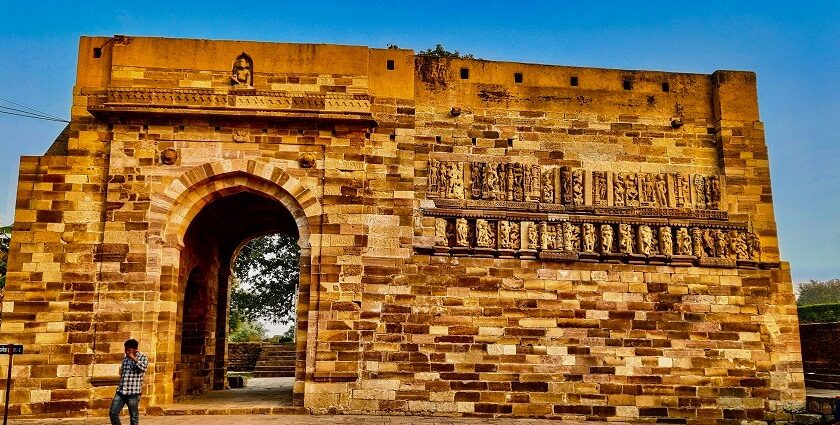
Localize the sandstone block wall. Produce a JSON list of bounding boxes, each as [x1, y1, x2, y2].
[[0, 35, 804, 423]]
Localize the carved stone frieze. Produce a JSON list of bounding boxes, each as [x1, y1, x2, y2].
[[421, 159, 746, 266], [88, 88, 373, 121], [421, 212, 762, 268]]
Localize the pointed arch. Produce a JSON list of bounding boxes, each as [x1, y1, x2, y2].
[[146, 159, 322, 406]]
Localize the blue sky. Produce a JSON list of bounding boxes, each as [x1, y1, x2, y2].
[[0, 1, 838, 282]]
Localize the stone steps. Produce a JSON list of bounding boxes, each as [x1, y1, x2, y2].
[[252, 343, 297, 378], [805, 372, 840, 390]]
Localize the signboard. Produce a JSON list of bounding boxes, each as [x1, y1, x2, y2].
[[0, 345, 23, 355]]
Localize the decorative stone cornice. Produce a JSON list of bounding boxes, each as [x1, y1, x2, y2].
[[87, 87, 375, 124]]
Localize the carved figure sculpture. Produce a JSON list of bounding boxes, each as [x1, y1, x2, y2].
[[541, 169, 555, 203], [727, 230, 739, 259], [505, 164, 515, 201], [582, 223, 596, 253], [483, 163, 500, 200], [527, 222, 538, 250], [709, 176, 721, 210], [437, 162, 450, 198], [613, 173, 626, 207], [625, 174, 639, 206], [593, 171, 608, 205], [673, 173, 686, 207], [562, 222, 574, 252], [434, 218, 448, 246], [456, 218, 469, 247], [160, 148, 179, 165], [446, 162, 465, 199], [512, 163, 525, 201], [694, 175, 706, 209], [676, 227, 692, 255], [546, 224, 558, 250], [489, 222, 497, 248], [539, 221, 550, 250], [476, 219, 492, 248], [428, 160, 440, 197], [600, 224, 614, 254], [529, 165, 541, 201], [638, 225, 654, 256], [619, 224, 633, 254], [702, 229, 716, 257], [571, 225, 581, 252], [498, 220, 511, 249], [735, 232, 748, 259], [510, 220, 521, 250], [572, 170, 584, 206], [560, 167, 573, 205], [470, 162, 483, 199], [659, 226, 673, 256], [691, 227, 704, 257], [679, 174, 691, 207], [747, 232, 761, 262], [642, 174, 655, 205], [230, 53, 253, 87], [714, 229, 727, 258], [655, 174, 668, 207]]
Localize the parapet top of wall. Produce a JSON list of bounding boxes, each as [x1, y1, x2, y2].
[[75, 35, 417, 99], [414, 56, 759, 121], [74, 36, 759, 121]]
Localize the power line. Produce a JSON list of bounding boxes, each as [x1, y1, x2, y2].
[[0, 109, 69, 123], [0, 97, 65, 121], [0, 105, 63, 121]]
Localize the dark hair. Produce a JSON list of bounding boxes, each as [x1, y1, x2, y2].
[[124, 339, 139, 349]]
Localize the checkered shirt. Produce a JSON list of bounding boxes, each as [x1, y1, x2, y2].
[[117, 352, 148, 396]]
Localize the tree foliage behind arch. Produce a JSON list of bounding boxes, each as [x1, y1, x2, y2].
[[231, 234, 300, 325]]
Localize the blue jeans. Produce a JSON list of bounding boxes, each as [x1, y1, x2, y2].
[[109, 393, 140, 425]]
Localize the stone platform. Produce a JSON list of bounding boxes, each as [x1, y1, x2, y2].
[[151, 377, 303, 416]]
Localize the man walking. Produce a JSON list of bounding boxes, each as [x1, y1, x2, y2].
[[110, 339, 148, 425]]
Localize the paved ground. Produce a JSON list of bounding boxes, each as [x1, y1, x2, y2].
[[9, 416, 611, 425], [11, 381, 836, 423], [161, 377, 298, 415]]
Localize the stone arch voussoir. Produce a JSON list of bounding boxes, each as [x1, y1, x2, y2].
[[154, 159, 321, 250]]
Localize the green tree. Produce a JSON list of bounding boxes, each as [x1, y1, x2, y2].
[[418, 44, 474, 59], [231, 234, 300, 325], [797, 279, 840, 306], [0, 225, 10, 289], [228, 310, 266, 342], [281, 325, 295, 342]]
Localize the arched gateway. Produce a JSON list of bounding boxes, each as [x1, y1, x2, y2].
[[0, 36, 805, 421], [151, 160, 321, 405]]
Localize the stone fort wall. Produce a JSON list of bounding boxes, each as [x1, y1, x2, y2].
[[0, 36, 804, 422]]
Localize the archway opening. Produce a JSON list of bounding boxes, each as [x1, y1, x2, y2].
[[173, 190, 300, 404]]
